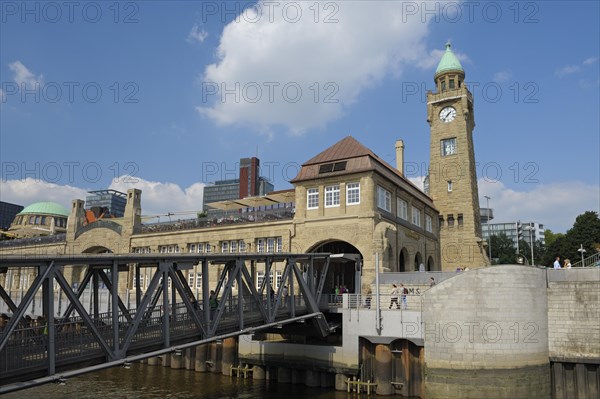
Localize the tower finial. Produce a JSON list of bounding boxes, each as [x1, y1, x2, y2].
[[445, 41, 452, 50]]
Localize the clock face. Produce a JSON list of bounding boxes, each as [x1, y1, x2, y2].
[[439, 106, 457, 123]]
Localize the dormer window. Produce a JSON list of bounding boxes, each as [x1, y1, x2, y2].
[[319, 161, 347, 174]]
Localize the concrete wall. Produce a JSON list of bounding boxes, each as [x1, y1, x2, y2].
[[547, 268, 600, 362], [422, 265, 550, 398]]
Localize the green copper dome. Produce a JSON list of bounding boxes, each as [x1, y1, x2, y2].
[[18, 202, 70, 217], [435, 42, 464, 77]]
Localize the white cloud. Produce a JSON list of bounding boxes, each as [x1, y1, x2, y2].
[[109, 176, 205, 217], [556, 57, 598, 77], [0, 177, 205, 221], [197, 0, 442, 135], [0, 178, 86, 209], [8, 61, 43, 89], [493, 70, 512, 83], [187, 24, 208, 43], [478, 179, 599, 233]]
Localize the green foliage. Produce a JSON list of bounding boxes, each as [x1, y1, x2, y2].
[[489, 232, 518, 264], [541, 211, 600, 266]]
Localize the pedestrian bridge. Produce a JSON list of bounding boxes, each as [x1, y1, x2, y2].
[[0, 253, 335, 393]]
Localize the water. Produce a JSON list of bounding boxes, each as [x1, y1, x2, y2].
[[2, 364, 409, 399]]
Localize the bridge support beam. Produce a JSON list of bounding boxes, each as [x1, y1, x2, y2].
[[252, 365, 265, 380], [221, 337, 237, 376], [195, 344, 208, 372], [375, 344, 393, 395]]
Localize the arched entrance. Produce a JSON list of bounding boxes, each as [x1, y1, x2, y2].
[[427, 256, 435, 271], [414, 252, 423, 271], [309, 240, 362, 294], [398, 247, 409, 272]]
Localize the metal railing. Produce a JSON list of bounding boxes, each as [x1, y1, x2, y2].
[[571, 252, 600, 268], [139, 208, 294, 234]]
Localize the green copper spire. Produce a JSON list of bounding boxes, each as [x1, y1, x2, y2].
[[435, 42, 464, 77]]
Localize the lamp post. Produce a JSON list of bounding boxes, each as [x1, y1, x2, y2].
[[524, 224, 535, 266], [484, 195, 492, 263], [577, 244, 586, 265]]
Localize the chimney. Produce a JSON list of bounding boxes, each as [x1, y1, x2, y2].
[[395, 140, 405, 175]]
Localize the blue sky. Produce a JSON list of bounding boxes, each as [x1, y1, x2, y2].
[[1, 0, 599, 232]]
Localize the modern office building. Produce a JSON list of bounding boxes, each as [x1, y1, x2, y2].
[[482, 221, 546, 247], [0, 201, 24, 230], [203, 157, 274, 210], [85, 190, 127, 217]]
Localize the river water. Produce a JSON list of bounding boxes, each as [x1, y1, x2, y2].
[[2, 363, 411, 399]]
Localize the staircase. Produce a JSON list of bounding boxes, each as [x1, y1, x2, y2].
[[571, 251, 600, 268]]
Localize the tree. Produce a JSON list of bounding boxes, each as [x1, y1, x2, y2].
[[490, 232, 518, 264], [541, 211, 600, 266]]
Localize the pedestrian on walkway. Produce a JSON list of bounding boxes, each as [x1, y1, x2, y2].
[[400, 284, 408, 309], [389, 284, 399, 309]]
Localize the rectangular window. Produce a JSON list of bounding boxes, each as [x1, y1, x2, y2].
[[377, 186, 391, 212], [307, 188, 319, 209], [276, 271, 282, 289], [346, 182, 360, 205], [256, 271, 265, 290], [397, 198, 408, 220], [196, 273, 202, 289], [441, 138, 457, 156], [198, 243, 204, 253], [205, 244, 212, 253], [188, 244, 196, 253], [449, 79, 455, 89], [458, 214, 464, 226], [276, 237, 283, 253], [188, 272, 194, 287], [325, 185, 340, 207], [425, 214, 433, 232], [239, 240, 246, 253], [221, 241, 229, 253], [412, 206, 422, 227], [448, 180, 453, 192], [257, 239, 265, 253], [267, 237, 275, 253], [448, 214, 455, 227], [230, 240, 237, 253]]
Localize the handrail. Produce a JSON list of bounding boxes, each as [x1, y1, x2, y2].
[[571, 252, 600, 268]]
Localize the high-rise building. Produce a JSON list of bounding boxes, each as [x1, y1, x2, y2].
[[427, 43, 489, 270], [203, 157, 274, 210], [0, 201, 24, 230]]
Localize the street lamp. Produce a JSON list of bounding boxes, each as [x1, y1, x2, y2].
[[523, 224, 535, 266], [484, 195, 492, 263], [578, 244, 587, 265]]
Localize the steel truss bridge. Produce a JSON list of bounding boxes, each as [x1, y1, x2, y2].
[[0, 253, 334, 393]]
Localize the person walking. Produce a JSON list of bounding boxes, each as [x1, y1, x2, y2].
[[389, 284, 400, 309]]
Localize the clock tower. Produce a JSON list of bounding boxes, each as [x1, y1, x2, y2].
[[427, 43, 489, 270]]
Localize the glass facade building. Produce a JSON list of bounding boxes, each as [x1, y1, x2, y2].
[[85, 190, 127, 217]]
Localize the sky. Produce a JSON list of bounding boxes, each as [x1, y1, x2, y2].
[[1, 0, 599, 233]]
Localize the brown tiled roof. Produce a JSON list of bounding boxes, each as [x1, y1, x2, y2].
[[291, 135, 436, 207], [302, 136, 378, 166]]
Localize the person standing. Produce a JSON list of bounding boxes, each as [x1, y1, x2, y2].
[[429, 277, 436, 287], [209, 290, 219, 320], [553, 257, 561, 269], [282, 285, 289, 307], [564, 259, 572, 269], [400, 284, 408, 309], [389, 284, 399, 309]]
